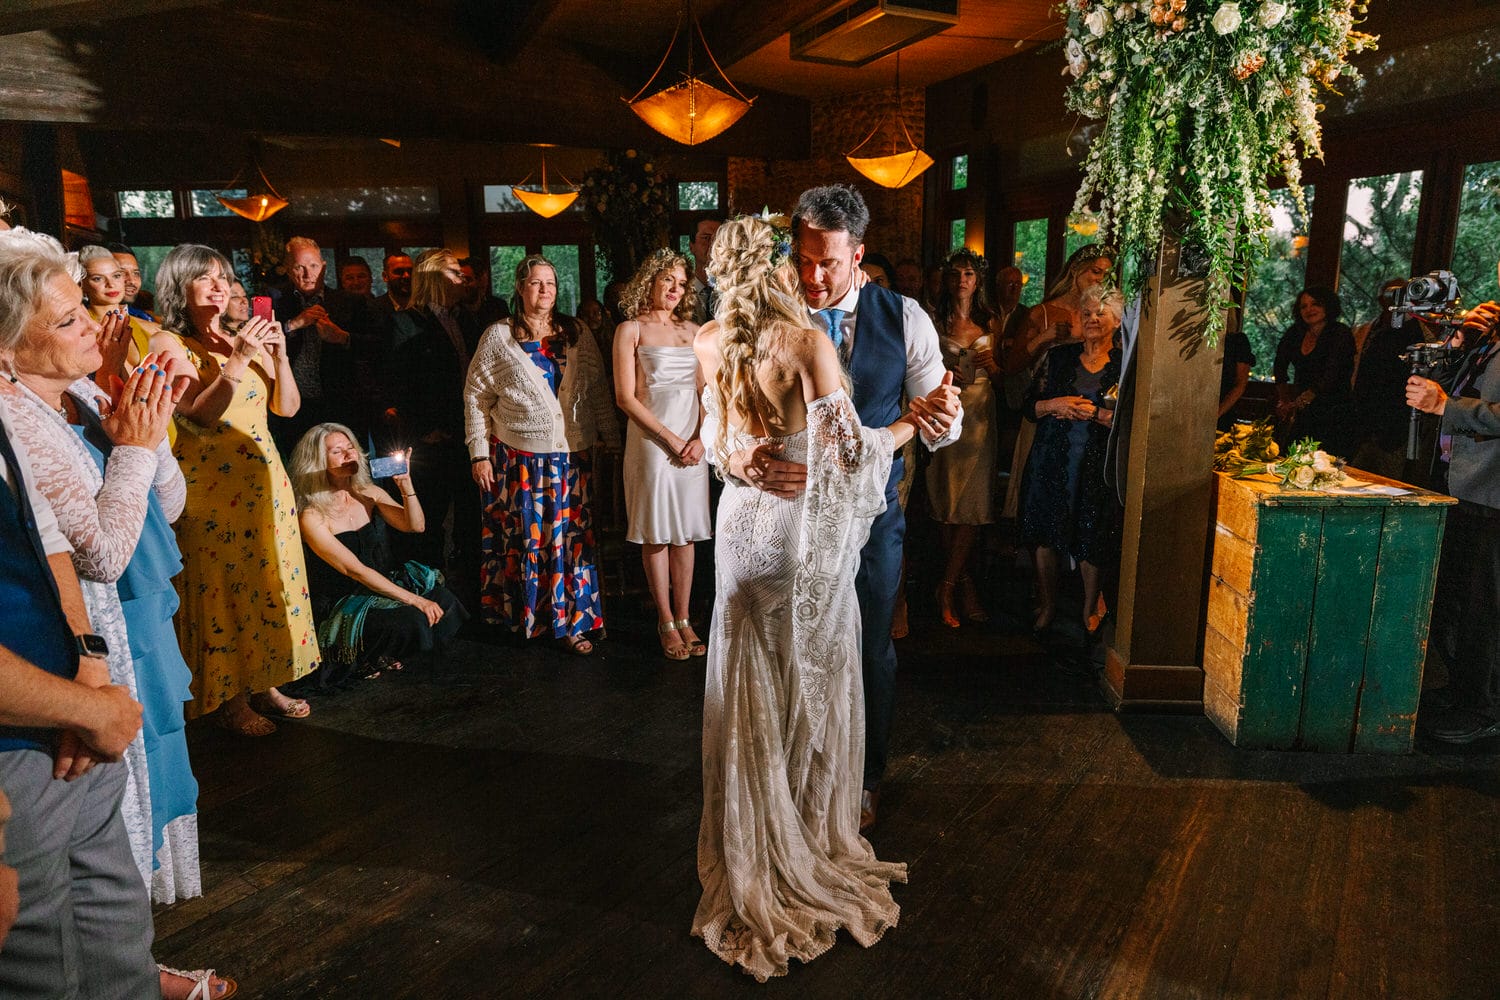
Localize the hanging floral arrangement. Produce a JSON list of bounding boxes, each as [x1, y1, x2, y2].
[[1059, 0, 1376, 343], [246, 217, 289, 293], [580, 149, 675, 285]]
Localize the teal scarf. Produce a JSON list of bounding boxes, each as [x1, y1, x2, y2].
[[317, 561, 444, 665]]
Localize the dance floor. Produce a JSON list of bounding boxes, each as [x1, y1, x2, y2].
[[153, 599, 1500, 998]]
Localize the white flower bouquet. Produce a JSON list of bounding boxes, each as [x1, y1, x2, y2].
[[1057, 0, 1376, 344], [1230, 436, 1348, 490]]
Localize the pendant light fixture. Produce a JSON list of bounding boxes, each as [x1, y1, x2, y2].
[[215, 142, 290, 222], [511, 149, 580, 219], [844, 52, 933, 189], [626, 0, 755, 147]]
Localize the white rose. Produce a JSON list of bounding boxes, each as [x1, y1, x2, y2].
[[1212, 2, 1243, 34], [1085, 8, 1112, 36], [1258, 1, 1287, 27], [1290, 465, 1316, 488], [1311, 450, 1336, 474]]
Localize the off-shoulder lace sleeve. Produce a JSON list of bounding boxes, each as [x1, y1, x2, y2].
[[791, 389, 894, 752], [0, 385, 154, 584], [805, 389, 893, 516]]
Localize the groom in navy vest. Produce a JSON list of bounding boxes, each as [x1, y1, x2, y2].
[[728, 185, 962, 830]]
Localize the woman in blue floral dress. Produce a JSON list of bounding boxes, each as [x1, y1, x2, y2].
[[464, 254, 620, 654]]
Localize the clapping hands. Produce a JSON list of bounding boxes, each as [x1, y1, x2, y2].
[[99, 352, 185, 449], [94, 310, 133, 382], [233, 316, 285, 361]]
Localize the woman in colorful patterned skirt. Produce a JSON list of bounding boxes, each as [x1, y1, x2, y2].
[[464, 254, 620, 654]]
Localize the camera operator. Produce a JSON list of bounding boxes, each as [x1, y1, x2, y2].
[[1349, 279, 1417, 478], [1405, 271, 1500, 744]]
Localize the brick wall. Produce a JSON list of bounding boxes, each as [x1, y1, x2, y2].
[[727, 85, 926, 265]]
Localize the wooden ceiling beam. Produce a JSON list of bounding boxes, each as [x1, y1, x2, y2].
[[0, 0, 812, 158], [0, 0, 217, 36], [700, 0, 840, 69]]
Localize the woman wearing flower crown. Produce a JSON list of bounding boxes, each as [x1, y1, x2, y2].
[[612, 248, 711, 660], [691, 214, 916, 981]]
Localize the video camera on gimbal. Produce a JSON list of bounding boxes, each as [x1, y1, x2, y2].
[[1392, 270, 1467, 459]]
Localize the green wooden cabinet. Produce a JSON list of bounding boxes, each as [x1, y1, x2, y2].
[[1203, 471, 1455, 753]]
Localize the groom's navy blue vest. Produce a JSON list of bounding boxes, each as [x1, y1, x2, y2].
[[849, 283, 907, 500], [0, 421, 78, 752]]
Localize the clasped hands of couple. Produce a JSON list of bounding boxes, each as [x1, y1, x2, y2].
[[730, 373, 962, 500]]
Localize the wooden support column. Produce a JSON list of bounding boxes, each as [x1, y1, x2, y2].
[[1103, 233, 1225, 710]]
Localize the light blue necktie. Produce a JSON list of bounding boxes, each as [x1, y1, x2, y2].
[[818, 308, 847, 349]]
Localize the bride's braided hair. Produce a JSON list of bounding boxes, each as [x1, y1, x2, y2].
[[706, 215, 818, 472]]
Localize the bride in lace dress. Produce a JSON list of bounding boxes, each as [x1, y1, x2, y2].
[[691, 216, 917, 981]]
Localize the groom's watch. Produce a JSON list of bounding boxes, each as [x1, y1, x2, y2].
[[74, 634, 109, 660]]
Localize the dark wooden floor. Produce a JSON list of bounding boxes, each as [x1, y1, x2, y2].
[[152, 577, 1500, 999]]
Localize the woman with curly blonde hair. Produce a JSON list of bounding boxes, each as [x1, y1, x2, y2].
[[690, 215, 916, 981], [612, 248, 711, 659]]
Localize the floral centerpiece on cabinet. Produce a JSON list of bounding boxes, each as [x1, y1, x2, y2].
[[581, 149, 674, 285], [1058, 0, 1376, 343]]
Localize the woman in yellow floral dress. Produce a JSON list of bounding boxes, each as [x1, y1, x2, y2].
[[154, 245, 320, 735]]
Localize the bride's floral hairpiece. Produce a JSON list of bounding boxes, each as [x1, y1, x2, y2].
[[754, 207, 795, 270]]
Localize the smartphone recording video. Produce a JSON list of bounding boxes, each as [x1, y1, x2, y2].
[[369, 453, 410, 480]]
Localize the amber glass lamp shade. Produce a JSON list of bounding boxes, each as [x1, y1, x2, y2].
[[511, 188, 580, 219], [628, 78, 752, 147], [216, 192, 289, 222], [845, 148, 935, 190]]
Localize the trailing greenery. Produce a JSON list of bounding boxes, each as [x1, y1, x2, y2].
[[1059, 0, 1376, 343]]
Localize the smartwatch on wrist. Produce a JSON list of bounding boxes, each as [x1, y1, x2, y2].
[[75, 634, 109, 659]]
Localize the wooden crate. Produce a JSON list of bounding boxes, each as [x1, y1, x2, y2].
[[1204, 470, 1456, 753]]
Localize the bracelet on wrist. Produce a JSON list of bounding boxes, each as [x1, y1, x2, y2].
[[220, 371, 242, 385], [470, 456, 489, 465], [401, 492, 417, 499]]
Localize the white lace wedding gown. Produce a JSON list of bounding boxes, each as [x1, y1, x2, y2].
[[693, 387, 907, 982]]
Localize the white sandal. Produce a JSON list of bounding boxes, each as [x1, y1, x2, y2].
[[159, 964, 238, 1000]]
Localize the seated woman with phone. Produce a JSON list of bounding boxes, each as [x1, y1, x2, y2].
[[289, 422, 468, 688]]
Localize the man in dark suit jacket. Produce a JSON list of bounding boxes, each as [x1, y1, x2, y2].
[[271, 236, 375, 453], [386, 249, 481, 603], [724, 186, 962, 830]]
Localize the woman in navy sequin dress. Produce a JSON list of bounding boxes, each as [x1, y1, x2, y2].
[[1019, 285, 1123, 633]]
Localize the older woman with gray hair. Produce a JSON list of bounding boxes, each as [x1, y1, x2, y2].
[[156, 243, 320, 736], [1017, 283, 1124, 635], [0, 231, 236, 998]]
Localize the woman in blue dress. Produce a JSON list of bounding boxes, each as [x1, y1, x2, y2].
[[1019, 284, 1124, 634], [464, 254, 620, 654]]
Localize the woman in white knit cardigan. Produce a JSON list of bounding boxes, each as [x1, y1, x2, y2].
[[464, 255, 620, 654]]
